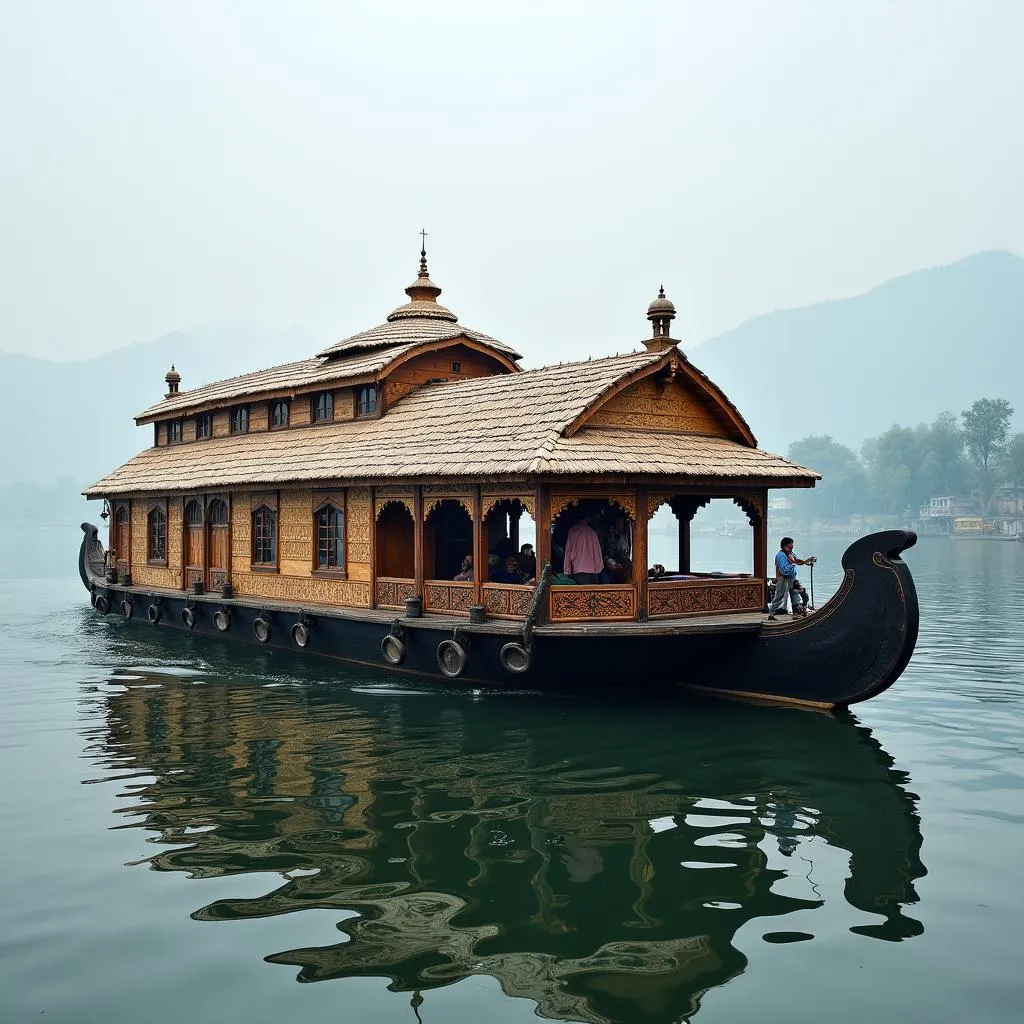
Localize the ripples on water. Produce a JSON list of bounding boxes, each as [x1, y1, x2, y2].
[[2, 535, 1023, 1024]]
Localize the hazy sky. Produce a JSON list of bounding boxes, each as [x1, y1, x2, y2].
[[2, 0, 1022, 364]]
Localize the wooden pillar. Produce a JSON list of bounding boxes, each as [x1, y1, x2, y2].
[[535, 483, 552, 624], [472, 485, 484, 608], [413, 485, 424, 597], [755, 490, 769, 604], [679, 515, 692, 575], [369, 486, 377, 607], [635, 486, 648, 621], [510, 506, 522, 552]]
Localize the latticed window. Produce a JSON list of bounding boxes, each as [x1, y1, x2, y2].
[[207, 498, 228, 525], [270, 400, 289, 428], [231, 406, 249, 434], [357, 385, 378, 417], [313, 391, 333, 422], [196, 413, 213, 439], [148, 508, 167, 561], [168, 420, 183, 443], [252, 506, 277, 565], [316, 503, 345, 570]]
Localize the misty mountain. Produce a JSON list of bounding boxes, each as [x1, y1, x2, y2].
[[0, 322, 312, 498], [690, 251, 1024, 454]]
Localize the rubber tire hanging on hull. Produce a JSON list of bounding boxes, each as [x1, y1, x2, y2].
[[291, 622, 310, 648], [121, 599, 134, 620], [94, 594, 110, 615], [381, 634, 406, 666], [213, 609, 231, 632], [437, 640, 468, 679], [499, 642, 532, 675], [253, 617, 271, 643], [147, 603, 161, 625], [181, 606, 196, 630]]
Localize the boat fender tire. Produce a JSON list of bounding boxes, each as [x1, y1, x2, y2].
[[437, 639, 468, 679], [291, 621, 310, 648], [499, 642, 532, 675], [90, 589, 97, 607], [120, 599, 134, 620], [181, 606, 196, 630], [381, 634, 406, 666], [147, 602, 161, 625], [253, 617, 271, 643], [94, 594, 110, 615], [213, 609, 231, 632]]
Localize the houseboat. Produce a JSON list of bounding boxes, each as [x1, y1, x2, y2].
[[80, 248, 919, 707]]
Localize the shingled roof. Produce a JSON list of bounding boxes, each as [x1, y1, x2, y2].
[[315, 316, 520, 360], [87, 351, 818, 496]]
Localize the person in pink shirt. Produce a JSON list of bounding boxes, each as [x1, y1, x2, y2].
[[564, 512, 604, 584]]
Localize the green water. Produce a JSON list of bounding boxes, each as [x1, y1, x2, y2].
[[2, 534, 1023, 1023]]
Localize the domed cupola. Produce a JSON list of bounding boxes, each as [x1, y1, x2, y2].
[[644, 285, 678, 352], [386, 238, 459, 323]]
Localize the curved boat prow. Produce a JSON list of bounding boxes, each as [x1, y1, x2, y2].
[[79, 522, 106, 591]]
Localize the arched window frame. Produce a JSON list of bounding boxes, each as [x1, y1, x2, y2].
[[270, 399, 290, 429], [312, 391, 334, 423], [147, 505, 167, 564], [313, 498, 346, 575], [251, 504, 278, 569]]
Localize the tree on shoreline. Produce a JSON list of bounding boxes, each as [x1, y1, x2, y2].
[[961, 398, 1013, 514]]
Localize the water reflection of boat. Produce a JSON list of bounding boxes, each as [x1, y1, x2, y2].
[[95, 669, 926, 1023]]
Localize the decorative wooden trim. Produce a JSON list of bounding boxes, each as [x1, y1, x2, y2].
[[413, 485, 425, 598], [376, 577, 417, 609], [250, 490, 279, 512], [549, 584, 637, 622], [482, 494, 536, 518], [482, 583, 534, 619], [375, 497, 414, 521], [646, 577, 763, 619], [424, 579, 474, 615], [551, 493, 637, 521], [423, 495, 473, 519]]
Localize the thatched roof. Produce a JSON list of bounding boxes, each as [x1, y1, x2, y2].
[[316, 316, 520, 360], [87, 351, 818, 496], [136, 345, 422, 423]]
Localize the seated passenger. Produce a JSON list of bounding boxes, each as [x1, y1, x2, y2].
[[602, 516, 632, 583], [453, 555, 473, 582], [490, 555, 523, 584], [518, 543, 537, 581]]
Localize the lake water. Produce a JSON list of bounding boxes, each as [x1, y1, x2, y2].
[[2, 530, 1023, 1023]]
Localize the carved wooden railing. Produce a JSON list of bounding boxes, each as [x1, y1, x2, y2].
[[549, 583, 637, 623], [424, 579, 474, 615], [646, 577, 763, 619], [376, 577, 417, 609], [482, 582, 534, 619]]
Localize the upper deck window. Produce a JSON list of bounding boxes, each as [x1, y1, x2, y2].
[[357, 385, 378, 417], [196, 413, 213, 439], [270, 400, 290, 429], [231, 406, 249, 434], [168, 420, 183, 444], [312, 391, 334, 423]]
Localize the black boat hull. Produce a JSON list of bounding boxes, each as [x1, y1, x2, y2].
[[79, 524, 919, 707]]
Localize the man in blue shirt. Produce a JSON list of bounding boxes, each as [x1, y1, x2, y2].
[[767, 537, 816, 620]]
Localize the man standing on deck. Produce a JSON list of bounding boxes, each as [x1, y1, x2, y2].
[[767, 537, 816, 619], [564, 511, 604, 584]]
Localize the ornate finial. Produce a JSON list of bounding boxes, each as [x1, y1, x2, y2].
[[418, 228, 429, 277], [645, 285, 678, 352], [164, 363, 182, 397]]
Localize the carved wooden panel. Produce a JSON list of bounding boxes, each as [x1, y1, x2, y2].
[[549, 585, 637, 622], [232, 572, 371, 607], [647, 579, 763, 619], [281, 489, 313, 565], [347, 487, 372, 565], [482, 584, 533, 619], [376, 578, 417, 608], [424, 581, 474, 614], [590, 376, 728, 436]]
